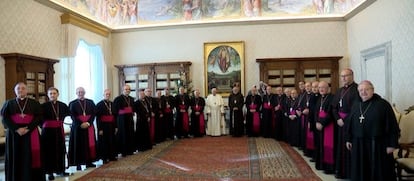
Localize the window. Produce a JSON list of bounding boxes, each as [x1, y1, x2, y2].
[[73, 39, 105, 103]]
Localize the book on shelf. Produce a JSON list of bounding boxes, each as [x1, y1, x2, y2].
[[38, 82, 46, 93], [26, 80, 36, 93], [38, 72, 46, 80], [26, 72, 35, 79]]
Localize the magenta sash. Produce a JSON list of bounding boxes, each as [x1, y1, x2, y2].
[[118, 106, 133, 114], [306, 127, 315, 150], [179, 105, 189, 132], [150, 116, 155, 144], [194, 106, 205, 134], [301, 114, 306, 129], [77, 115, 96, 159], [100, 115, 115, 122], [199, 114, 205, 134], [338, 112, 348, 119], [263, 103, 272, 109], [164, 108, 172, 113], [43, 120, 64, 139], [11, 114, 41, 168], [249, 104, 260, 134], [323, 122, 334, 165], [319, 110, 327, 118]]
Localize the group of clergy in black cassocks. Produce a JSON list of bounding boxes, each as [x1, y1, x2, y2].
[[1, 69, 400, 181]]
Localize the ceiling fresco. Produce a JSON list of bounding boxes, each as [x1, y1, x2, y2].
[[45, 0, 368, 29]]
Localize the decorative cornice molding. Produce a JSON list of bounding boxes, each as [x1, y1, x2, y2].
[[60, 13, 110, 37]]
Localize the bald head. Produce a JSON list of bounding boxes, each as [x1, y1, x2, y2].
[[340, 68, 354, 86], [318, 81, 330, 95]]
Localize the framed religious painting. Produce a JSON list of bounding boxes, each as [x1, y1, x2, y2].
[[204, 41, 245, 97]]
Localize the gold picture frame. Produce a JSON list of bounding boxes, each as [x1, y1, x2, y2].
[[204, 41, 245, 97]]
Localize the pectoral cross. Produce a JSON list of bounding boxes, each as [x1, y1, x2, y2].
[[339, 99, 343, 108], [359, 115, 365, 123], [20, 113, 26, 118]]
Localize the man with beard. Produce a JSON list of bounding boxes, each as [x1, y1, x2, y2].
[[1, 82, 44, 180], [228, 85, 244, 137], [41, 87, 71, 180]]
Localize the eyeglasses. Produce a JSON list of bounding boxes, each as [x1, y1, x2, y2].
[[340, 74, 352, 78]]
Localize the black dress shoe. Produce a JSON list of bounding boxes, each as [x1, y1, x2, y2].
[[48, 174, 55, 180], [334, 175, 346, 179], [58, 172, 72, 176], [86, 163, 96, 168]]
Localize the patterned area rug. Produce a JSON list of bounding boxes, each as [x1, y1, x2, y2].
[[77, 136, 321, 180]]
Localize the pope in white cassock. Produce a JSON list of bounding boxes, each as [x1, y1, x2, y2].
[[206, 88, 226, 136]]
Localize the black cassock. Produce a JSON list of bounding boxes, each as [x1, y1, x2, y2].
[[273, 94, 286, 141], [96, 99, 117, 162], [314, 93, 335, 173], [1, 98, 45, 181], [154, 97, 166, 143], [332, 82, 358, 179], [284, 97, 300, 147], [41, 101, 70, 174], [190, 96, 206, 137], [134, 99, 152, 152], [345, 94, 400, 181], [162, 95, 176, 140], [175, 94, 190, 138], [228, 92, 244, 137], [68, 99, 97, 167], [261, 93, 276, 138], [113, 95, 135, 156], [245, 94, 262, 137]]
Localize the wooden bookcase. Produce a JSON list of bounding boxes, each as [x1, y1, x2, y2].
[[256, 57, 341, 93], [2, 53, 58, 103], [115, 62, 192, 97]]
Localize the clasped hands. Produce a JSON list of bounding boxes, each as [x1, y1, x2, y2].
[[16, 127, 29, 136], [80, 122, 91, 129]]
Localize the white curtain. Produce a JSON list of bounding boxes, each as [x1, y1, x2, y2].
[[74, 40, 105, 103], [58, 24, 110, 104]]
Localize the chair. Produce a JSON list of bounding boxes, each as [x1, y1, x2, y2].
[[0, 121, 5, 156], [395, 110, 414, 180], [393, 104, 402, 124]]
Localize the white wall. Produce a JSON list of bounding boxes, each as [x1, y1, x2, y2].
[[112, 21, 348, 96], [0, 0, 62, 105], [347, 0, 414, 111]]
